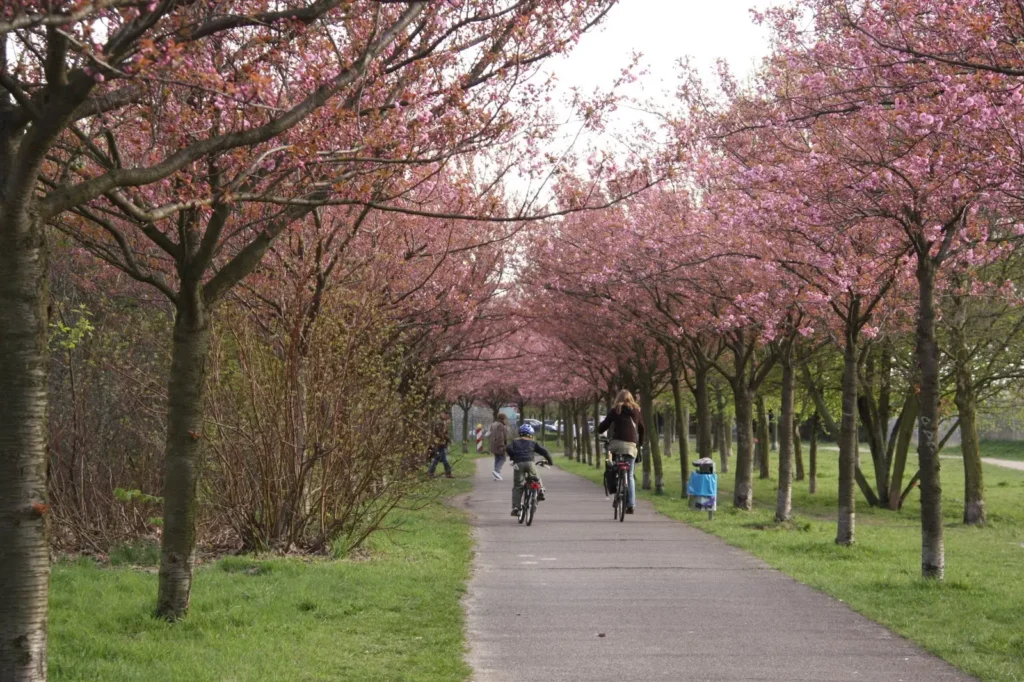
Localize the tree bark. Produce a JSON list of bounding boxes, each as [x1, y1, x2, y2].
[[757, 396, 770, 479], [640, 389, 664, 494], [720, 389, 731, 474], [809, 413, 818, 495], [157, 291, 212, 620], [915, 256, 944, 579], [573, 403, 581, 463], [714, 414, 724, 464], [562, 402, 573, 459], [580, 405, 592, 466], [593, 397, 602, 468], [837, 327, 859, 546], [956, 383, 985, 525], [886, 392, 918, 510], [540, 403, 547, 447], [0, 211, 50, 682], [456, 396, 473, 454], [694, 365, 713, 460], [794, 419, 805, 482], [776, 356, 795, 523], [667, 408, 674, 450], [663, 410, 672, 460], [669, 352, 690, 496], [732, 381, 755, 510], [950, 293, 985, 526]]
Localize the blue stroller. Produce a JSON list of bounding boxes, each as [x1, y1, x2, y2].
[[687, 458, 717, 519]]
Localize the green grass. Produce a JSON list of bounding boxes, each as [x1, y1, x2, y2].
[[50, 462, 476, 682], [555, 442, 1024, 682], [971, 439, 1024, 461]]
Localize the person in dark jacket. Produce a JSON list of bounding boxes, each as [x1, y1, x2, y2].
[[596, 390, 645, 513], [506, 423, 552, 515], [488, 413, 512, 481], [427, 414, 454, 479]]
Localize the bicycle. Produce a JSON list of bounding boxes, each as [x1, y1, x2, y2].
[[610, 454, 632, 522], [600, 437, 632, 523], [517, 460, 550, 526]]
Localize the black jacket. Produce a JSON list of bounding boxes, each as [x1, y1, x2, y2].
[[506, 438, 552, 465], [597, 406, 645, 445]]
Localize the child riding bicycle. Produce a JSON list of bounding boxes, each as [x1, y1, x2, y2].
[[506, 423, 553, 516]]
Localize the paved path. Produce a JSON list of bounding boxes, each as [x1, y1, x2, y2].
[[462, 458, 974, 682]]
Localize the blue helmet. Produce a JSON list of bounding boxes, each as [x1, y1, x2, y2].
[[519, 423, 535, 436]]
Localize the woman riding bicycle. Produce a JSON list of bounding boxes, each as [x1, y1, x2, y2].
[[506, 423, 552, 516], [596, 390, 645, 514]]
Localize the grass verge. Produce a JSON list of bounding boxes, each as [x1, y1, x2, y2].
[[969, 439, 1024, 461], [50, 460, 476, 682], [554, 443, 1024, 682]]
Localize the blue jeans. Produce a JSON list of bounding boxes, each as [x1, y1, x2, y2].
[[493, 453, 506, 474], [428, 446, 451, 475], [613, 454, 636, 508], [626, 456, 636, 508]]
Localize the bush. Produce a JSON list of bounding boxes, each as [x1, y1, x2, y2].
[[205, 291, 434, 555]]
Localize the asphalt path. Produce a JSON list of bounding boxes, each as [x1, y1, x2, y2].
[[461, 457, 974, 682]]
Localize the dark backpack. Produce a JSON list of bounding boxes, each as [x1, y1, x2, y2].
[[603, 461, 618, 495]]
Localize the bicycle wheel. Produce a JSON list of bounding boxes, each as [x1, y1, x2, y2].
[[618, 474, 627, 523], [518, 491, 530, 524], [526, 494, 537, 526]]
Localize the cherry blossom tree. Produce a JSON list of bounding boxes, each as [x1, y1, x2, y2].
[[0, 1, 621, 673]]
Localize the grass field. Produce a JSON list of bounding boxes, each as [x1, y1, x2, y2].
[[968, 439, 1024, 461], [555, 441, 1024, 682], [49, 457, 477, 682]]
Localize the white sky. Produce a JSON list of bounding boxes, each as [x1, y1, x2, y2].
[[507, 1, 774, 203], [552, 0, 772, 103]]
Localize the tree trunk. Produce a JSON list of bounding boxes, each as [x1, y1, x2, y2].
[[562, 403, 572, 459], [809, 413, 818, 495], [0, 212, 50, 682], [757, 396, 770, 479], [639, 390, 663, 494], [776, 358, 795, 522], [794, 420, 805, 482], [576, 405, 585, 463], [669, 353, 690, 496], [460, 399, 472, 454], [956, 385, 985, 525], [540, 404, 547, 447], [732, 381, 755, 510], [581, 405, 592, 466], [887, 393, 918, 510], [662, 410, 671, 460], [714, 414, 723, 462], [915, 256, 944, 579], [594, 397, 602, 468], [667, 408, 674, 450], [694, 366, 713, 460], [719, 384, 731, 474], [836, 326, 859, 546], [157, 293, 212, 620], [950, 296, 985, 526]]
